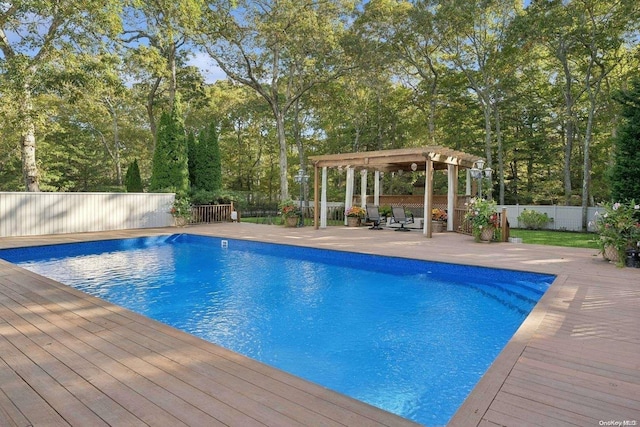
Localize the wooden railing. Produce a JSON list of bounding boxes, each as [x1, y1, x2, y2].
[[190, 204, 236, 224], [455, 207, 510, 242]]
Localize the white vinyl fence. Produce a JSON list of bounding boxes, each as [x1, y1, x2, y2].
[[503, 204, 600, 232], [0, 191, 604, 237], [0, 192, 175, 237]]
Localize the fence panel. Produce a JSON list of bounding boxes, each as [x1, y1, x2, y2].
[[504, 205, 599, 232], [0, 192, 174, 237]]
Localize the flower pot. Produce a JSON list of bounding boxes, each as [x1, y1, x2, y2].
[[346, 216, 361, 227], [479, 227, 494, 242], [174, 217, 187, 227], [432, 221, 444, 233], [625, 250, 640, 268], [284, 216, 299, 227], [603, 245, 619, 262]]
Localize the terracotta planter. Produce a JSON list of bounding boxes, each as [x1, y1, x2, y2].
[[346, 216, 361, 227], [284, 216, 299, 227]]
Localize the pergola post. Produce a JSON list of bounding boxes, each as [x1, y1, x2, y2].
[[344, 167, 354, 225], [360, 169, 368, 208], [447, 164, 458, 231], [374, 170, 380, 206], [320, 166, 327, 228], [314, 165, 319, 229], [423, 159, 433, 237]]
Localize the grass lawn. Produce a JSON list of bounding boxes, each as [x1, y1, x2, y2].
[[509, 229, 599, 249]]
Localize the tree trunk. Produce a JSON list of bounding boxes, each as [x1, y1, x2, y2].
[[275, 111, 289, 200], [494, 104, 505, 205], [559, 46, 575, 206], [482, 95, 493, 200], [293, 99, 308, 207], [112, 111, 123, 186], [20, 82, 40, 192], [582, 78, 601, 231], [168, 42, 177, 108], [563, 120, 574, 205], [103, 98, 123, 186], [427, 57, 439, 145]]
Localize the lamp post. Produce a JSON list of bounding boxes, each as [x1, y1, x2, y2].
[[294, 169, 309, 227], [470, 159, 492, 199]]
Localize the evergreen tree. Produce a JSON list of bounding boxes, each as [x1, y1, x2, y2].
[[193, 121, 222, 192], [610, 79, 640, 202], [187, 130, 197, 188], [124, 159, 143, 192], [149, 100, 189, 194]]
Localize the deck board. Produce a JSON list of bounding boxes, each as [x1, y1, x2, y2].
[[1, 224, 639, 426]]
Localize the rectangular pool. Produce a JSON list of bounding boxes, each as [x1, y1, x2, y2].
[[0, 234, 555, 426]]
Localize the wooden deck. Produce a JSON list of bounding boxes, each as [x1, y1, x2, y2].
[[1, 224, 639, 426]]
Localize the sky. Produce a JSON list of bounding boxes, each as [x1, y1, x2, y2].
[[187, 51, 227, 83]]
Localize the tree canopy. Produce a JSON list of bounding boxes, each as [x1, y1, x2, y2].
[[1, 0, 639, 215]]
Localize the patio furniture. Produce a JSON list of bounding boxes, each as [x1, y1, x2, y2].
[[366, 206, 383, 230], [391, 206, 413, 232]]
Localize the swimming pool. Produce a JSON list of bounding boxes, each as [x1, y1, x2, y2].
[[0, 234, 555, 426]]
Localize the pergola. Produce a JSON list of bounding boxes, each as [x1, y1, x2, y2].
[[309, 146, 484, 237]]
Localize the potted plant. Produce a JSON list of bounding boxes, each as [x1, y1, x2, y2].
[[170, 196, 193, 226], [464, 197, 500, 242], [345, 206, 366, 227], [592, 201, 640, 266], [431, 208, 448, 233], [279, 199, 300, 227]]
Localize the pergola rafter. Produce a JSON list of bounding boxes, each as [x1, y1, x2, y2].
[[310, 146, 481, 171]]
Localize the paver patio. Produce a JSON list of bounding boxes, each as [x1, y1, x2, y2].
[[0, 223, 638, 426]]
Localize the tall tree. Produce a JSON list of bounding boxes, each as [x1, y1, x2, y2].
[[436, 0, 520, 202], [193, 121, 222, 192], [196, 0, 357, 200], [207, 80, 280, 203], [522, 0, 639, 226], [610, 78, 640, 202], [56, 54, 133, 186], [149, 99, 189, 193], [0, 1, 123, 191], [125, 159, 144, 192], [355, 0, 444, 145], [121, 1, 204, 149]]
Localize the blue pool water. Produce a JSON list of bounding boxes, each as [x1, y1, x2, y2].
[[1, 234, 555, 426]]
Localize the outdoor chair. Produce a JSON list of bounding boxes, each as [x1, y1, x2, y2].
[[366, 206, 383, 230], [391, 206, 413, 232]]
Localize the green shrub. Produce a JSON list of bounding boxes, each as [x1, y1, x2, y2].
[[517, 209, 552, 230], [124, 159, 143, 192], [379, 205, 392, 217]]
